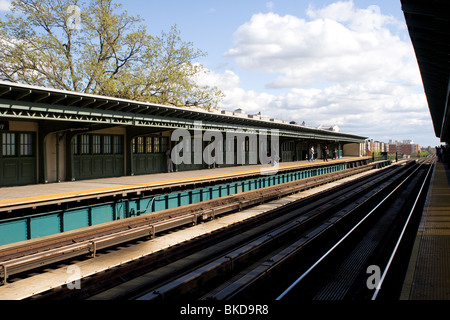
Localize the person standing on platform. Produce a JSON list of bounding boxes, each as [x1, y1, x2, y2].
[[310, 146, 315, 162], [323, 146, 329, 162], [166, 146, 174, 172]]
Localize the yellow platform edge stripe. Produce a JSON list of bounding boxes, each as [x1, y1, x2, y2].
[[0, 157, 369, 208]]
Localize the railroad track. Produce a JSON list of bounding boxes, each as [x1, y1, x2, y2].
[[0, 161, 377, 286], [24, 159, 420, 300], [276, 157, 434, 301], [76, 158, 428, 301]]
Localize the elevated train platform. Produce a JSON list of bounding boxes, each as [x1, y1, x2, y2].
[[0, 157, 372, 247], [0, 156, 378, 300], [402, 161, 450, 300], [0, 156, 369, 210], [0, 80, 368, 247], [402, 0, 450, 302]]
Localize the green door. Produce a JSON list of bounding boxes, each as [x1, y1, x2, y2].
[[0, 132, 36, 187]]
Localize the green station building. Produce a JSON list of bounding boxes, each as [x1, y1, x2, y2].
[[0, 81, 366, 187]]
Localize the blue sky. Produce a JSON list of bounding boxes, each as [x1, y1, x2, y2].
[[126, 0, 438, 147], [126, 0, 406, 87], [0, 0, 441, 147]]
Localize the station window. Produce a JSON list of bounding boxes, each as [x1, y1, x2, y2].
[[72, 136, 79, 155], [136, 137, 145, 154], [153, 137, 160, 153], [74, 134, 124, 155], [81, 135, 90, 154], [131, 136, 166, 154], [2, 133, 16, 156], [113, 136, 123, 154], [20, 133, 34, 156], [103, 136, 112, 154], [1, 132, 35, 157], [92, 135, 102, 154], [146, 137, 153, 153]]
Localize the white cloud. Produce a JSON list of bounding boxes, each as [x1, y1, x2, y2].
[[206, 1, 438, 146], [226, 4, 419, 89], [197, 63, 435, 145], [194, 65, 241, 90], [0, 0, 11, 11]]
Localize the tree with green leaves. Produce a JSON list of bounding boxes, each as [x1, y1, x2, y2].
[[0, 0, 223, 109]]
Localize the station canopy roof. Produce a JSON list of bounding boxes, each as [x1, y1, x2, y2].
[[402, 0, 450, 143], [0, 80, 366, 143]]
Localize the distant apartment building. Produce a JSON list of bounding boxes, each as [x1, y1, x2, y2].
[[388, 144, 398, 154], [367, 139, 422, 157], [399, 143, 414, 156], [387, 140, 421, 156], [365, 139, 387, 154]]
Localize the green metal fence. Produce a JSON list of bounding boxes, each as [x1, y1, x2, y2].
[[0, 161, 357, 246]]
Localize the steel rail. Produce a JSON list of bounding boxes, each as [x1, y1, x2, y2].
[[371, 160, 434, 300], [202, 160, 419, 300], [26, 161, 408, 300], [276, 160, 429, 300], [131, 163, 413, 301], [82, 164, 403, 300]]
